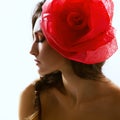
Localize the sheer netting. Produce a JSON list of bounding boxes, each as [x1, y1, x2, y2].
[[38, 0, 118, 64]]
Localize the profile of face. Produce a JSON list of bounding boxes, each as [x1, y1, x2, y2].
[[30, 30, 67, 76]]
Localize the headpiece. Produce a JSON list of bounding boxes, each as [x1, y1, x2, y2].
[[35, 0, 118, 64]]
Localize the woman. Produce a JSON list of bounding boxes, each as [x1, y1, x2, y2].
[[19, 0, 120, 120]]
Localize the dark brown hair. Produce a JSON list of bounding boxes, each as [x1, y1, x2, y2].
[[32, 0, 105, 118]]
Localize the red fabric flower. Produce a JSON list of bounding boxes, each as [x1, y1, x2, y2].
[[41, 0, 117, 64]]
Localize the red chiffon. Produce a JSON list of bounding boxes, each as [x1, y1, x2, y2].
[[40, 0, 117, 64]]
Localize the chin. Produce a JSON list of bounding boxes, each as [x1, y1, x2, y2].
[[38, 69, 58, 77], [38, 70, 46, 77], [38, 70, 51, 77]]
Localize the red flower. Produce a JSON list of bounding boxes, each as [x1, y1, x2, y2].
[[41, 0, 117, 64], [67, 12, 87, 30]]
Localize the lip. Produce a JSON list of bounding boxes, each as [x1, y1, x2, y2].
[[34, 59, 40, 65]]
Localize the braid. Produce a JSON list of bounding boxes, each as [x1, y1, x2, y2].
[[34, 71, 64, 119]]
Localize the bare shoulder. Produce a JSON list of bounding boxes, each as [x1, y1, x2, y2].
[[108, 82, 120, 103], [19, 81, 36, 120], [95, 84, 120, 119], [82, 82, 120, 120], [110, 86, 120, 112], [102, 88, 120, 119]]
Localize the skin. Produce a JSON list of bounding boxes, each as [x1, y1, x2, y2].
[[19, 31, 120, 120], [30, 31, 68, 76]]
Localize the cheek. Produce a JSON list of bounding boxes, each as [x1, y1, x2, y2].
[[43, 47, 60, 63], [38, 44, 43, 52], [38, 43, 65, 67], [46, 49, 66, 70], [37, 43, 52, 63], [37, 43, 48, 60]]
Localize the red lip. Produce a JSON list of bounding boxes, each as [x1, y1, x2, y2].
[[34, 59, 40, 65]]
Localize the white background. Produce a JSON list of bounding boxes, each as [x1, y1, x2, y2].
[[0, 0, 120, 120]]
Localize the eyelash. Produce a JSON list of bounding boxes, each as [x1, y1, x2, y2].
[[34, 32, 45, 43], [38, 37, 45, 43], [35, 35, 45, 43]]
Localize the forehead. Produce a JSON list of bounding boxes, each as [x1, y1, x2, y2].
[[33, 17, 41, 33]]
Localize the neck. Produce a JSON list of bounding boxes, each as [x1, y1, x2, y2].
[[61, 64, 84, 102], [61, 64, 108, 105], [62, 71, 85, 103]]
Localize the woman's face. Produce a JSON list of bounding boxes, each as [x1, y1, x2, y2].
[[30, 31, 67, 76]]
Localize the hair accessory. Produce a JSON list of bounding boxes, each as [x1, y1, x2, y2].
[[40, 0, 118, 64]]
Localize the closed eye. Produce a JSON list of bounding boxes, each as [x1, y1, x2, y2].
[[34, 31, 46, 43], [38, 36, 45, 43]]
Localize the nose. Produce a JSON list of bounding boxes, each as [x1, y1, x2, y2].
[[30, 42, 39, 57]]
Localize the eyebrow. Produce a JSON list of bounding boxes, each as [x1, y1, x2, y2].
[[39, 29, 42, 33], [33, 29, 43, 35], [33, 29, 44, 39]]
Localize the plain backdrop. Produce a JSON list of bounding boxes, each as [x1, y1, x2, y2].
[[0, 0, 120, 120]]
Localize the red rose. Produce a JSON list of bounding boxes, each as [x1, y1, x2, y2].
[[41, 0, 117, 64], [67, 12, 88, 30]]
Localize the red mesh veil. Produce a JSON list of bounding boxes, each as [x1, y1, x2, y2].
[[40, 0, 118, 64]]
